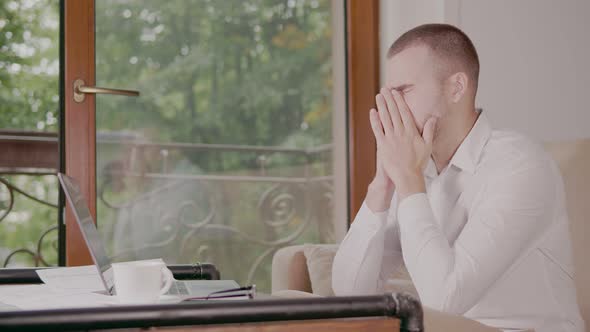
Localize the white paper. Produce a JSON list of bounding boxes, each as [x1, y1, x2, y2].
[[0, 285, 118, 310], [36, 265, 104, 291], [35, 258, 166, 292]]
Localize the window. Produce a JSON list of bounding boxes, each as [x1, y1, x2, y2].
[[0, 0, 61, 268]]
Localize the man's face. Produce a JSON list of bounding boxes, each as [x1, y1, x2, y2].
[[385, 45, 447, 133]]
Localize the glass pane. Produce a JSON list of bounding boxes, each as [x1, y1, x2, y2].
[[95, 0, 346, 292], [0, 0, 60, 267]]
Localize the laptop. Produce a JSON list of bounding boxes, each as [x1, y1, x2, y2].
[[57, 173, 244, 299]]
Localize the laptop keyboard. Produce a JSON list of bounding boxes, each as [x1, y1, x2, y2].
[[167, 281, 189, 295]]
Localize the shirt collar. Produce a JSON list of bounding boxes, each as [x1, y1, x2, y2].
[[448, 110, 492, 174]]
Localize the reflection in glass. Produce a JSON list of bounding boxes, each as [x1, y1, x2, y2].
[[95, 0, 343, 292]]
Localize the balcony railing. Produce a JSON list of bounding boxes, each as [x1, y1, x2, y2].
[[0, 131, 334, 292]]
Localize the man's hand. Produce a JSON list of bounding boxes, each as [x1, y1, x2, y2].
[[365, 90, 398, 213], [365, 152, 395, 213], [369, 88, 437, 202]]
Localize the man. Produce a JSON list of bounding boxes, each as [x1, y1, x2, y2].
[[332, 24, 584, 332]]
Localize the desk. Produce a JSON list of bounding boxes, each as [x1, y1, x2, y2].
[[0, 266, 423, 332], [152, 317, 400, 331]]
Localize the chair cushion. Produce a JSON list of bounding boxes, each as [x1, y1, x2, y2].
[[544, 139, 590, 325], [384, 279, 419, 299], [271, 289, 322, 298], [303, 244, 338, 296], [271, 245, 313, 293], [391, 263, 412, 280], [423, 306, 503, 332]]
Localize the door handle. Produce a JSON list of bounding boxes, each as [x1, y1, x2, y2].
[[73, 79, 140, 103]]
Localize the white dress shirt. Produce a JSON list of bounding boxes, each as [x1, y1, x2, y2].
[[332, 112, 585, 332]]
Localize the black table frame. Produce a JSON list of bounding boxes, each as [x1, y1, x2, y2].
[[0, 263, 220, 284]]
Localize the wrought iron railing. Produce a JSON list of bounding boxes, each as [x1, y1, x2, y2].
[[0, 133, 335, 290], [0, 174, 59, 267], [96, 137, 334, 287]]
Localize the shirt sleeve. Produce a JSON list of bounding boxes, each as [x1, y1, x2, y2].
[[332, 194, 404, 295], [396, 163, 557, 314]]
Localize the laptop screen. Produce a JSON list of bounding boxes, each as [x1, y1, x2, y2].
[[58, 173, 114, 294]]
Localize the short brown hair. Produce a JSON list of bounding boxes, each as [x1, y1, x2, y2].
[[387, 23, 480, 96]]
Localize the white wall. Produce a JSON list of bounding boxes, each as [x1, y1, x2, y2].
[[379, 0, 446, 78], [380, 0, 590, 142]]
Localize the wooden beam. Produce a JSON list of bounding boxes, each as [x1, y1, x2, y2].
[[0, 132, 58, 170], [159, 317, 400, 331], [64, 0, 95, 266], [346, 0, 380, 222]]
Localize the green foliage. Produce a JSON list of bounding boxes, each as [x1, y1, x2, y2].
[[0, 0, 59, 267], [95, 0, 334, 168], [0, 0, 59, 131]]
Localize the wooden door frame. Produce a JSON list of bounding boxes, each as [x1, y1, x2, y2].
[[64, 0, 96, 266], [346, 0, 380, 222], [63, 0, 380, 264]]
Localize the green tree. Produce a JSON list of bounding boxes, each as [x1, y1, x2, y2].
[[0, 0, 60, 267], [0, 0, 59, 131]]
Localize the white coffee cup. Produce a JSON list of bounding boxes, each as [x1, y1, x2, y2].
[[112, 261, 174, 304]]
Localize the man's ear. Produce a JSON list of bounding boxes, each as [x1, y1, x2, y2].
[[448, 72, 469, 103]]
